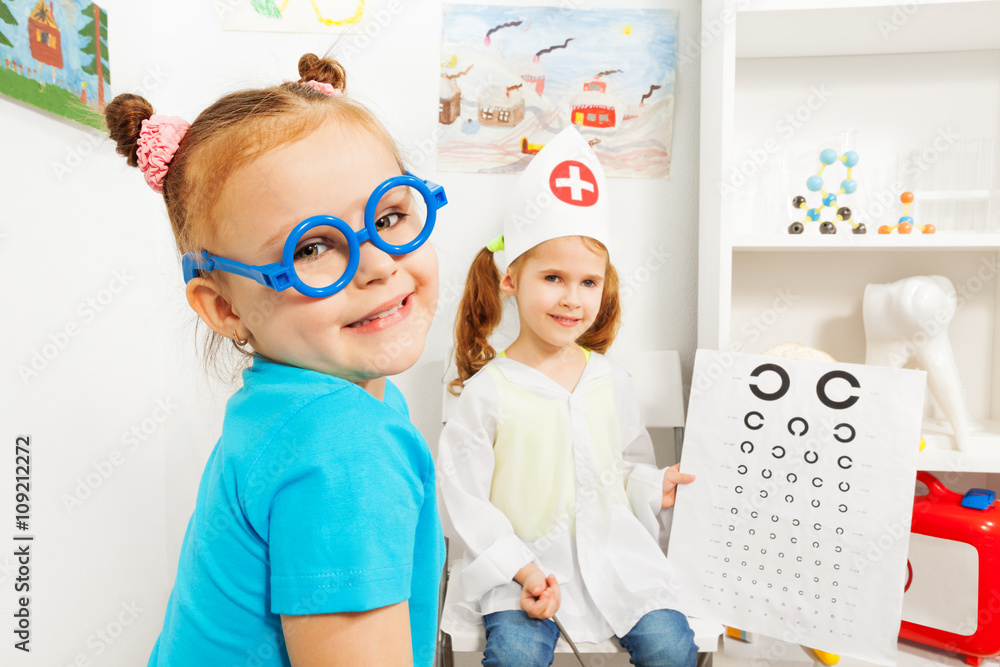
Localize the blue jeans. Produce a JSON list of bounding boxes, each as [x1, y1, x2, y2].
[[481, 608, 697, 667]]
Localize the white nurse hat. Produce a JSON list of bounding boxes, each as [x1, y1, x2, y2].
[[492, 126, 611, 272]]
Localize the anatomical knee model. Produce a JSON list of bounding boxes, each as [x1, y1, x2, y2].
[[863, 276, 972, 451]]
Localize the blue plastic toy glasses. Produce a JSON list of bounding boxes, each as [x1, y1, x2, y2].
[[181, 172, 447, 298]]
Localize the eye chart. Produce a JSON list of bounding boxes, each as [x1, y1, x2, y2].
[[667, 351, 926, 665]]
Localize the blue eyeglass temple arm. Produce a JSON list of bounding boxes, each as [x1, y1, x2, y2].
[[181, 252, 294, 291], [419, 174, 448, 208]]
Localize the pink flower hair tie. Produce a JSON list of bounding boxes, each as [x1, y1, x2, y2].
[[136, 115, 190, 194], [302, 79, 343, 97]]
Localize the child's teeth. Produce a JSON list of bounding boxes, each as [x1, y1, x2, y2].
[[352, 303, 402, 327], [375, 304, 401, 319]]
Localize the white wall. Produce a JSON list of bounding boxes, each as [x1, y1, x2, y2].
[[0, 0, 701, 664]]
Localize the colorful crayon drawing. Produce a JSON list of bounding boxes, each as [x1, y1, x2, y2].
[[0, 0, 108, 130], [221, 0, 366, 32], [438, 4, 678, 179]]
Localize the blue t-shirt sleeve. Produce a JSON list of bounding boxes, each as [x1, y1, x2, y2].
[[246, 390, 426, 616]]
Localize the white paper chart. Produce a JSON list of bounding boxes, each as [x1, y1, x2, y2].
[[667, 351, 926, 665]]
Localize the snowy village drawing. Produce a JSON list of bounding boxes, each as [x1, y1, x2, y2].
[[438, 4, 677, 179], [0, 0, 108, 130]]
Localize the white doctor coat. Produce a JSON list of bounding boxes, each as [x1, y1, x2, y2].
[[437, 352, 682, 642]]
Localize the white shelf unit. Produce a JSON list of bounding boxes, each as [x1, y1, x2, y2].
[[698, 0, 1000, 473]]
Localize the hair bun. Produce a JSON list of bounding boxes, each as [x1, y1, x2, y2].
[[298, 53, 347, 93], [105, 93, 155, 167]]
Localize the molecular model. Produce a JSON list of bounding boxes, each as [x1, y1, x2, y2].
[[789, 149, 864, 235], [878, 192, 935, 234]]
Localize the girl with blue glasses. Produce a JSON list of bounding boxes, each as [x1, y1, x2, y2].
[[106, 53, 446, 667]]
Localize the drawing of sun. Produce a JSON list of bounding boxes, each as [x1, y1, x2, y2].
[[251, 0, 365, 26]]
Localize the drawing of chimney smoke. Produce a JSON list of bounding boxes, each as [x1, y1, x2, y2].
[[624, 84, 663, 122], [521, 38, 573, 96], [640, 84, 662, 105], [533, 38, 574, 63], [443, 64, 474, 80], [484, 20, 522, 46]]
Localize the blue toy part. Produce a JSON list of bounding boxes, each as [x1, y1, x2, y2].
[[961, 488, 996, 510], [789, 149, 863, 235], [364, 173, 445, 255], [181, 172, 447, 298]]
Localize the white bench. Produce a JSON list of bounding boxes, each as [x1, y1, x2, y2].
[[438, 542, 724, 666]]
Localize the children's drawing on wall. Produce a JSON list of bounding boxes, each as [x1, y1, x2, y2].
[[0, 0, 107, 130], [438, 4, 677, 179], [220, 0, 367, 32]]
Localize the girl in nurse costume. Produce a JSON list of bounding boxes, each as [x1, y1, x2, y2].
[[438, 127, 697, 667]]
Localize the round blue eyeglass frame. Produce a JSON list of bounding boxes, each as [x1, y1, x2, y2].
[[181, 172, 447, 298]]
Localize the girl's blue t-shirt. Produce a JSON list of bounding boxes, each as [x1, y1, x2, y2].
[[147, 357, 445, 666]]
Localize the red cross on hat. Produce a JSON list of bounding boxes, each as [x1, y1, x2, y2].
[[549, 160, 599, 207]]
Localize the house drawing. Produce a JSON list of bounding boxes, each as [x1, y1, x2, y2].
[[570, 78, 615, 129], [439, 74, 461, 125], [28, 0, 62, 70], [478, 82, 525, 127]]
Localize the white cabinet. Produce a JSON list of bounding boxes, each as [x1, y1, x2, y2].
[[698, 0, 1000, 472]]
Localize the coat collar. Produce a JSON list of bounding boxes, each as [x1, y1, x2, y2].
[[490, 349, 610, 396]]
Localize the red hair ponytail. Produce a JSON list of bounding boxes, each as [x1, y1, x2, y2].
[[449, 247, 505, 394]]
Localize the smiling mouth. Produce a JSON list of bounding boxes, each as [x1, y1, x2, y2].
[[347, 294, 411, 329], [549, 314, 581, 327]]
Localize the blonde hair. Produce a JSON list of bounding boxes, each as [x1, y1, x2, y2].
[[104, 54, 405, 376], [449, 237, 621, 394]]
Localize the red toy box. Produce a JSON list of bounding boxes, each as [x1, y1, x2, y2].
[[900, 471, 1000, 666]]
